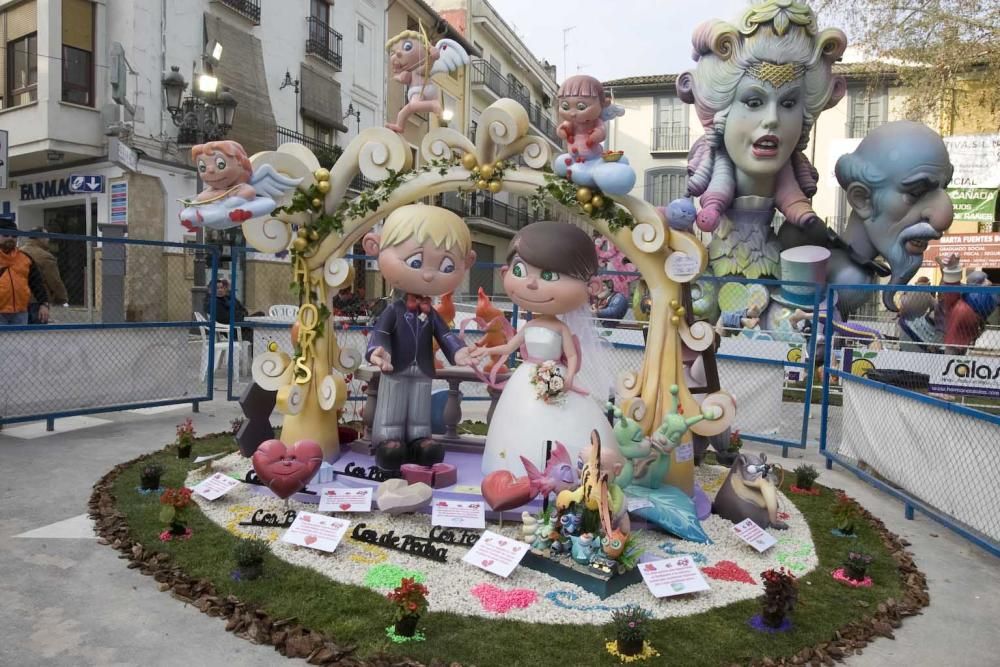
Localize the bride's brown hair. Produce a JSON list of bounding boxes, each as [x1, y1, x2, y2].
[[505, 222, 598, 282]]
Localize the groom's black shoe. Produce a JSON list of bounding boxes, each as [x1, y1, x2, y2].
[[410, 437, 445, 467], [375, 439, 406, 471]]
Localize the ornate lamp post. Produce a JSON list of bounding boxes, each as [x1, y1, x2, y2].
[[161, 64, 239, 321]]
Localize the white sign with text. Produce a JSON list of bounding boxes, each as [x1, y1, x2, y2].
[[191, 472, 240, 501], [431, 499, 486, 529], [639, 557, 711, 597], [733, 518, 777, 552], [318, 487, 373, 513], [462, 530, 528, 577], [281, 512, 349, 553]]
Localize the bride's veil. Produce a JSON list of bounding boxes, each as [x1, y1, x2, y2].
[[558, 304, 617, 403]]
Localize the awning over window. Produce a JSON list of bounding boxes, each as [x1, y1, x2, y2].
[[301, 64, 348, 132]]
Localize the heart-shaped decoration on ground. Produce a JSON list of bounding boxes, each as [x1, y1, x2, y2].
[[481, 470, 534, 512], [375, 478, 433, 514], [251, 439, 323, 499], [470, 583, 538, 614]]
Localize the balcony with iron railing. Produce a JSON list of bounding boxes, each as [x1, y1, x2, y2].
[[215, 0, 261, 24], [439, 191, 539, 231], [471, 59, 561, 146], [306, 16, 343, 71], [276, 126, 343, 168], [650, 126, 690, 153]]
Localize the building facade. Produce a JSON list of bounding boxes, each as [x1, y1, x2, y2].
[[0, 0, 385, 320]]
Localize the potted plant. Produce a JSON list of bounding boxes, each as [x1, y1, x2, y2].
[[139, 463, 164, 491], [158, 487, 194, 539], [232, 537, 268, 581], [759, 567, 798, 629], [791, 464, 820, 495], [843, 550, 874, 582], [715, 429, 743, 466], [831, 493, 860, 536], [387, 577, 428, 638], [611, 605, 652, 656], [176, 418, 195, 459]]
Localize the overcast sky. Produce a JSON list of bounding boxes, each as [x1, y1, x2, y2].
[[489, 0, 754, 82]]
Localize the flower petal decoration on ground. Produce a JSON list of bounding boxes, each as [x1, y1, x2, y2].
[[832, 567, 874, 588], [604, 640, 660, 663]]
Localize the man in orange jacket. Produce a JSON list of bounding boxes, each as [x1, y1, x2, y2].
[[0, 218, 50, 325]]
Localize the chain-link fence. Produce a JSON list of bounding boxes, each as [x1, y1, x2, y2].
[[0, 230, 220, 425], [820, 282, 1000, 557]]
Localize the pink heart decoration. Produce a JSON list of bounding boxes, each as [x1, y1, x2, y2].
[[304, 535, 317, 545], [401, 462, 458, 488], [644, 563, 656, 571], [481, 559, 494, 567], [702, 560, 757, 585], [339, 503, 352, 511], [470, 583, 538, 614], [252, 439, 323, 499], [481, 470, 535, 511]]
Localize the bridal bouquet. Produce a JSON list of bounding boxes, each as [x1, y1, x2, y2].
[[529, 360, 567, 404]]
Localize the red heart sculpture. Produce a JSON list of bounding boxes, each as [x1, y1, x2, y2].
[[481, 470, 535, 512], [252, 439, 323, 499]]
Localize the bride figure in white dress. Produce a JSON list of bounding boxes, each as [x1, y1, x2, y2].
[[472, 222, 619, 477]]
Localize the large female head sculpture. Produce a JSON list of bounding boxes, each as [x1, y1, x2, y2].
[[678, 1, 847, 232]]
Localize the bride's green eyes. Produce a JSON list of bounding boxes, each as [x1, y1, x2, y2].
[[541, 270, 559, 282], [511, 261, 526, 278]]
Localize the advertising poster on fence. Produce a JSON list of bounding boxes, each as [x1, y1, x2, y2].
[[845, 348, 1000, 398], [922, 233, 1000, 268]]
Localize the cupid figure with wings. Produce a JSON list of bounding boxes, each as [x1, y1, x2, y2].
[[178, 140, 301, 232], [385, 27, 470, 133]]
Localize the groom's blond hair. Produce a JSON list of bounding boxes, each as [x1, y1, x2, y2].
[[380, 204, 470, 256]]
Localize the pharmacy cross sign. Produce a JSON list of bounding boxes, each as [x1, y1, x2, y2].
[[68, 174, 105, 194]]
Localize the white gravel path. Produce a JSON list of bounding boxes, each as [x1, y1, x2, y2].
[[188, 454, 817, 624]]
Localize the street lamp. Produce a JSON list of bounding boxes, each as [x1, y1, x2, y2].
[[161, 63, 240, 323], [344, 102, 361, 134], [279, 71, 301, 134]]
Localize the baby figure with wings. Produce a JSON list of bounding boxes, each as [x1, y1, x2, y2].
[[179, 140, 301, 232], [385, 26, 470, 133]]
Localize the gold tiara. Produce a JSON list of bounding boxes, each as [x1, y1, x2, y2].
[[746, 61, 804, 88]]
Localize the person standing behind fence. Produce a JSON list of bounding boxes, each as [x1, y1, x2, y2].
[[20, 232, 69, 323], [0, 219, 49, 325]]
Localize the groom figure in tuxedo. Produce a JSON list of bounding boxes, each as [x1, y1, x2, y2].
[[362, 204, 476, 471]]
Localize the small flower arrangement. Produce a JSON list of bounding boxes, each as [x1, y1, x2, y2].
[[791, 464, 820, 495], [176, 418, 196, 458], [759, 567, 798, 630], [387, 577, 429, 638], [232, 537, 269, 580], [529, 360, 567, 404], [159, 487, 194, 539], [728, 429, 743, 453], [611, 605, 652, 656], [831, 492, 860, 536], [844, 550, 873, 581], [139, 463, 164, 491]]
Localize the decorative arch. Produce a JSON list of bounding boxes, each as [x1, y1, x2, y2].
[[247, 98, 734, 494]]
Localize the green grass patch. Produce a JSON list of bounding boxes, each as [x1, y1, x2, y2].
[[111, 437, 903, 667]]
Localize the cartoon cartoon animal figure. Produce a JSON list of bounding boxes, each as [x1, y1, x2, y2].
[[433, 292, 456, 370], [473, 287, 510, 374], [179, 141, 301, 232], [642, 385, 719, 489], [531, 514, 559, 551], [712, 452, 788, 530], [569, 532, 597, 565], [559, 510, 581, 538], [385, 27, 470, 133], [521, 441, 577, 499], [608, 403, 653, 488]]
